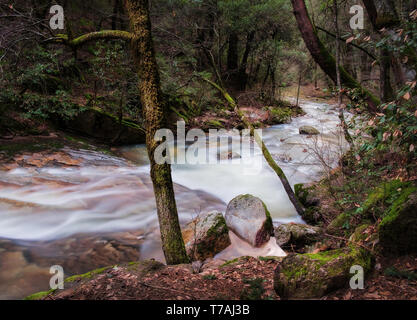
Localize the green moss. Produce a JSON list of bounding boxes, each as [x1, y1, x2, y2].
[[64, 266, 112, 283], [295, 183, 309, 206], [361, 180, 408, 217], [258, 256, 282, 262], [379, 185, 416, 228], [203, 274, 217, 280], [220, 258, 239, 267], [327, 212, 350, 231], [24, 288, 57, 300], [205, 119, 224, 128]]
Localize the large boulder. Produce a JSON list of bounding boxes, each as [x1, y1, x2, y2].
[[275, 223, 322, 251], [225, 194, 273, 247], [299, 125, 320, 135], [379, 188, 417, 255], [274, 247, 373, 299], [182, 211, 231, 261]]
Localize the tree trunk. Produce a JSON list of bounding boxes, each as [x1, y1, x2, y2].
[[290, 0, 380, 110], [237, 31, 255, 90], [363, 0, 408, 92], [124, 0, 189, 265], [227, 33, 239, 72], [333, 1, 354, 148]]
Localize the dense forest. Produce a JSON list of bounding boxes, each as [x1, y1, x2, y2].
[[0, 0, 417, 301]]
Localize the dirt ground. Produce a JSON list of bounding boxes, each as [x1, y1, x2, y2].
[[37, 253, 417, 300]]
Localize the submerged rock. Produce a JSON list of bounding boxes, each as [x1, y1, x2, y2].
[[299, 125, 320, 135], [274, 246, 373, 299], [379, 188, 417, 255], [182, 211, 231, 261], [274, 223, 322, 251], [225, 194, 273, 247]]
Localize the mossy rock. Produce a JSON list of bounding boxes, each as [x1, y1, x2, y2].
[[274, 223, 322, 251], [360, 180, 409, 219], [379, 187, 417, 255], [182, 211, 231, 261], [327, 212, 351, 234], [225, 194, 273, 247], [299, 126, 320, 135], [274, 246, 373, 299], [267, 106, 292, 124]]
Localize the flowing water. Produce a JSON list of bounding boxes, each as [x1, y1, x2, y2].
[[0, 99, 348, 299]]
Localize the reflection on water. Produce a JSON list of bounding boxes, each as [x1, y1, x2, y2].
[[0, 99, 348, 299]]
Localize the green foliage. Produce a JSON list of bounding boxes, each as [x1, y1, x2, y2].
[[0, 88, 83, 120], [384, 266, 417, 281]]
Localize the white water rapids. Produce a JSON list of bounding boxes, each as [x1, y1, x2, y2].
[[0, 99, 349, 299]]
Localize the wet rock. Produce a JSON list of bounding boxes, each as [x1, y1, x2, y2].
[[274, 223, 322, 251], [294, 183, 320, 207], [225, 194, 273, 247], [274, 247, 373, 299], [182, 211, 231, 261], [326, 212, 350, 234], [379, 189, 417, 255], [299, 125, 320, 135]]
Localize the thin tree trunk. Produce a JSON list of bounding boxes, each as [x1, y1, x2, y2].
[[333, 1, 354, 148], [290, 0, 380, 111], [296, 70, 302, 107], [124, 0, 189, 265]]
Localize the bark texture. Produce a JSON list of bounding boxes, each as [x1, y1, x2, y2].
[[125, 0, 189, 265]]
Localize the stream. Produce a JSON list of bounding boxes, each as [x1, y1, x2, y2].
[[0, 99, 348, 299]]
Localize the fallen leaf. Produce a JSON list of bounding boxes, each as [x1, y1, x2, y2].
[[346, 36, 355, 44], [403, 92, 411, 100]]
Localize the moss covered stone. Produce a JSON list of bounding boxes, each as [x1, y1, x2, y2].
[[379, 186, 417, 255], [275, 223, 322, 251], [327, 212, 351, 234], [274, 246, 373, 299], [225, 194, 273, 247], [182, 211, 230, 261]]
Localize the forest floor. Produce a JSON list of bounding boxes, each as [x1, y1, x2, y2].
[[30, 253, 417, 300]]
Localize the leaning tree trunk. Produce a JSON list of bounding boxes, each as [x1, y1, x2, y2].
[[290, 0, 380, 111], [124, 0, 189, 265], [201, 78, 305, 217]]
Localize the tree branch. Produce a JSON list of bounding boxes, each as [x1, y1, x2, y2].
[[316, 26, 377, 61], [52, 30, 133, 48]]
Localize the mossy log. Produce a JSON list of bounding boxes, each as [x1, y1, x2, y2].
[[202, 77, 305, 216], [53, 30, 133, 48]]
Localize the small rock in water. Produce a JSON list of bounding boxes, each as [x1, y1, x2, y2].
[[299, 125, 320, 135], [225, 194, 273, 247], [274, 223, 322, 251]]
